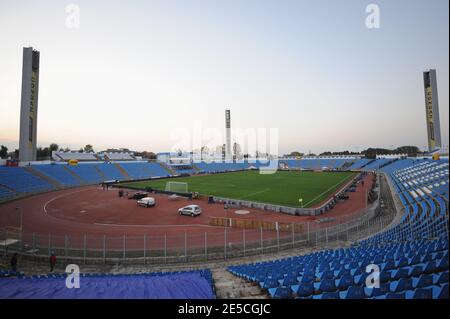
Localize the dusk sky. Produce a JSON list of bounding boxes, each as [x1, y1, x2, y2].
[[0, 0, 448, 155]]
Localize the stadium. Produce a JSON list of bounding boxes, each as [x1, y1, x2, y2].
[[0, 1, 449, 303]]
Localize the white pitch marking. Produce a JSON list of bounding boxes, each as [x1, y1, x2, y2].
[[238, 188, 270, 200], [303, 173, 356, 207]]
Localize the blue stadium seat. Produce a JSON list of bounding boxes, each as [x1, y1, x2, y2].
[[300, 273, 315, 283], [380, 270, 393, 283], [406, 288, 433, 299], [390, 278, 413, 293], [354, 273, 369, 286], [392, 268, 410, 281], [421, 254, 434, 264], [436, 258, 449, 272], [433, 284, 448, 299], [318, 270, 334, 281], [395, 257, 409, 268], [336, 275, 354, 291], [433, 271, 448, 285], [364, 282, 390, 298], [423, 261, 438, 274], [315, 279, 337, 293], [313, 292, 340, 299], [281, 276, 299, 286], [382, 260, 396, 271], [409, 255, 422, 266], [271, 287, 293, 299], [262, 278, 280, 289], [340, 286, 366, 299], [413, 274, 434, 289], [294, 283, 315, 298], [409, 265, 424, 277]]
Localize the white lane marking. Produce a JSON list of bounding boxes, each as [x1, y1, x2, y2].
[[303, 173, 355, 207], [43, 187, 97, 215]]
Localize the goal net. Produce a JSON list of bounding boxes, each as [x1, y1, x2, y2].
[[165, 181, 188, 193]]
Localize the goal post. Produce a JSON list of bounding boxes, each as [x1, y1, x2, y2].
[[165, 181, 188, 193]]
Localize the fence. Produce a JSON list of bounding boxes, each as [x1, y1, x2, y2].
[[0, 198, 395, 266]]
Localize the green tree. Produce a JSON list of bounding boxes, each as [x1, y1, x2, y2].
[[145, 152, 156, 159], [0, 145, 8, 158], [394, 146, 420, 156], [362, 148, 392, 158], [289, 151, 304, 157], [84, 144, 94, 153], [36, 147, 51, 160], [320, 151, 332, 156], [49, 143, 59, 152], [200, 146, 209, 161], [133, 151, 156, 159]]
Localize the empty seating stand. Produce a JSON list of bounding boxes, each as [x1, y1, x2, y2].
[[348, 159, 372, 170], [362, 158, 392, 171], [0, 270, 215, 299], [0, 167, 54, 196], [118, 162, 151, 179], [227, 158, 449, 299], [0, 157, 366, 201], [66, 164, 103, 184], [96, 163, 126, 180], [32, 165, 81, 187], [228, 237, 448, 299], [0, 185, 16, 201], [0, 161, 177, 201]]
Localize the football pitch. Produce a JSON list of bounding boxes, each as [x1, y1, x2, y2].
[[122, 170, 356, 208]]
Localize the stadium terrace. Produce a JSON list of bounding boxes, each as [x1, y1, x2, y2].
[[0, 5, 448, 302]]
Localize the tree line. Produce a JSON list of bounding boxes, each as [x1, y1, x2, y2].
[[0, 144, 424, 160], [0, 144, 157, 160], [286, 146, 423, 158]]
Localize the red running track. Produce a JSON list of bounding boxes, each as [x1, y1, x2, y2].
[[0, 173, 373, 250]]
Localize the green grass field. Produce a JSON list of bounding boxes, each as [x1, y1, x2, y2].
[[122, 170, 355, 208]]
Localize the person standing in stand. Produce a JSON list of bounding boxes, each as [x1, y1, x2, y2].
[[49, 252, 56, 272], [10, 253, 18, 272]]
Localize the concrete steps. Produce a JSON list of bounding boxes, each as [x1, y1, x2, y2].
[[360, 159, 376, 169], [341, 160, 356, 170], [62, 165, 86, 185], [94, 166, 106, 180], [113, 162, 131, 180], [23, 166, 62, 188], [0, 183, 19, 194], [158, 162, 177, 176], [212, 268, 268, 299]]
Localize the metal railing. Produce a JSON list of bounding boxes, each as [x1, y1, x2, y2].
[[0, 198, 396, 266]]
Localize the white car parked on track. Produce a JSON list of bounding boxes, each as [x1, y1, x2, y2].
[[178, 205, 202, 216], [137, 197, 156, 207]]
